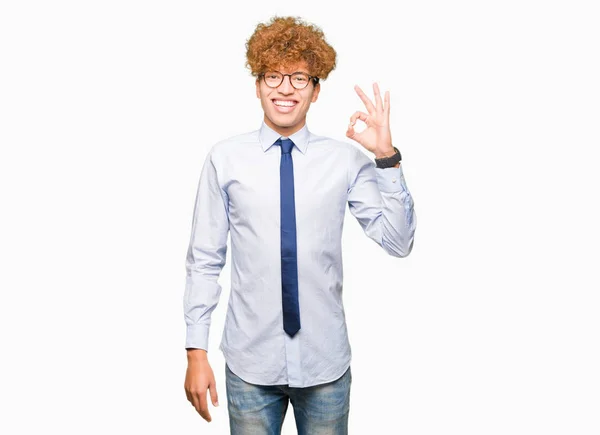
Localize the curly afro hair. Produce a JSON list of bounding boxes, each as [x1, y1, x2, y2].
[[245, 16, 337, 80]]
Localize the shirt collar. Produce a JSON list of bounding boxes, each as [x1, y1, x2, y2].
[[259, 121, 310, 154]]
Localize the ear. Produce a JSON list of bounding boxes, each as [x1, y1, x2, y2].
[[311, 82, 321, 103], [256, 79, 260, 99]]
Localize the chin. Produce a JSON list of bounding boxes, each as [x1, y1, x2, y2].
[[269, 114, 296, 127]]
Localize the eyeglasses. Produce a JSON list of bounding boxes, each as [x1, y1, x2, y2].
[[259, 70, 320, 90]]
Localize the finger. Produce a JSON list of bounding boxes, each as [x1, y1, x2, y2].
[[373, 82, 383, 113], [346, 120, 361, 139], [196, 390, 212, 422], [354, 85, 376, 114], [349, 111, 369, 125], [209, 378, 219, 407], [346, 122, 356, 139], [189, 391, 204, 420], [347, 111, 369, 139], [384, 90, 390, 116]]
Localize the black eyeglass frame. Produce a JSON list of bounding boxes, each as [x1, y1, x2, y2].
[[258, 70, 320, 89]]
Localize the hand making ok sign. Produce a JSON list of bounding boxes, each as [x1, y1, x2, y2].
[[346, 82, 396, 158]]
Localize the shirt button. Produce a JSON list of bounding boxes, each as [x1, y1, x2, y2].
[[392, 177, 397, 183]]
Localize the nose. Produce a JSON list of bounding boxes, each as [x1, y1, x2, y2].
[[277, 75, 294, 94]]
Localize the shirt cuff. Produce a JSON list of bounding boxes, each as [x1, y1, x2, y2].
[[185, 324, 210, 351], [374, 165, 408, 193]]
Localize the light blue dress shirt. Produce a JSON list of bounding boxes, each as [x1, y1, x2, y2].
[[184, 121, 417, 388]]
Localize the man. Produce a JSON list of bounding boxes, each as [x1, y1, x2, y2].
[[183, 16, 416, 435]]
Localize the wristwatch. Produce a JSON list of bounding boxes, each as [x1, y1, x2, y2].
[[375, 146, 402, 168]]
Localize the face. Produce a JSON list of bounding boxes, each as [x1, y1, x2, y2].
[[255, 61, 320, 137]]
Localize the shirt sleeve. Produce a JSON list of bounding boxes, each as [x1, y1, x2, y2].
[[347, 145, 417, 257], [183, 149, 230, 351]]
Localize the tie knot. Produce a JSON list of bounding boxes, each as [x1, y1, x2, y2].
[[276, 138, 295, 154]]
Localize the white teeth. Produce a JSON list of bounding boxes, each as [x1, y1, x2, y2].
[[273, 100, 297, 107]]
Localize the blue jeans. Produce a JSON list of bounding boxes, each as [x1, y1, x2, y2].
[[225, 363, 352, 435]]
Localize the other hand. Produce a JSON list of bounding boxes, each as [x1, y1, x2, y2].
[[346, 82, 395, 158]]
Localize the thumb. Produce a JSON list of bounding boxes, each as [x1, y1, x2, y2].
[[209, 378, 219, 407]]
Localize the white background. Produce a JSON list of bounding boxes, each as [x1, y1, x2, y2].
[[1, 0, 599, 434]]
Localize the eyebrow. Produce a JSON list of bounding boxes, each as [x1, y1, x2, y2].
[[269, 70, 309, 74]]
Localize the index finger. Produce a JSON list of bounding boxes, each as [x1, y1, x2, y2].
[[354, 85, 376, 114]]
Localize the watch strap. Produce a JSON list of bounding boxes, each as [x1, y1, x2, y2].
[[375, 146, 402, 168]]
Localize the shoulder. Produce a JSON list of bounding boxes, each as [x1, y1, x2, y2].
[[308, 132, 367, 160], [207, 129, 260, 160], [318, 135, 372, 167]]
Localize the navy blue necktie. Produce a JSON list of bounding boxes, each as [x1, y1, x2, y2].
[[275, 137, 301, 337]]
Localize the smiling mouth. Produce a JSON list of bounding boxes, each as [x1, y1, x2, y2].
[[272, 99, 298, 113]]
